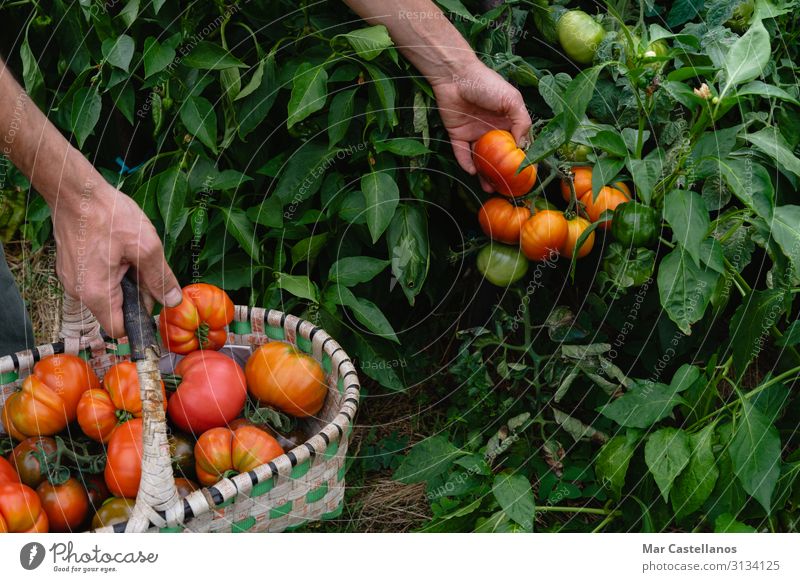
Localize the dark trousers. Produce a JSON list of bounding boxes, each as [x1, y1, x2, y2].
[[0, 244, 34, 357]]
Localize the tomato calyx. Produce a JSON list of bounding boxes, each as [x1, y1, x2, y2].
[[245, 400, 296, 434], [161, 373, 183, 392], [115, 409, 134, 424], [196, 322, 211, 349]]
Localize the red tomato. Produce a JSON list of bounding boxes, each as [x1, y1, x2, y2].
[[77, 361, 166, 443], [581, 186, 631, 229], [473, 130, 538, 197], [245, 342, 327, 418], [194, 425, 284, 487], [0, 482, 49, 532], [159, 283, 234, 354], [520, 210, 569, 261], [477, 197, 531, 244], [37, 477, 90, 532], [0, 457, 19, 484], [104, 418, 142, 499], [167, 351, 247, 435], [8, 436, 57, 488], [1, 354, 100, 440]]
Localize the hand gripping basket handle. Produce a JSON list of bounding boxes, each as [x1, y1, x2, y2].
[[120, 274, 182, 532]]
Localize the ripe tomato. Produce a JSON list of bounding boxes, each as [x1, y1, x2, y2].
[[77, 361, 166, 443], [159, 283, 234, 354], [0, 456, 19, 484], [581, 186, 631, 229], [557, 10, 606, 65], [37, 477, 90, 532], [473, 130, 538, 197], [520, 210, 568, 261], [81, 473, 111, 512], [561, 217, 596, 259], [104, 418, 142, 499], [194, 425, 284, 487], [8, 436, 57, 488], [174, 477, 198, 498], [560, 166, 631, 203], [91, 497, 135, 530], [245, 342, 327, 418], [476, 244, 529, 287], [167, 350, 247, 434], [478, 198, 531, 244], [1, 354, 100, 440], [0, 482, 49, 532]]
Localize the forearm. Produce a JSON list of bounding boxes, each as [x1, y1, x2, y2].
[[342, 0, 480, 83], [0, 57, 104, 213]]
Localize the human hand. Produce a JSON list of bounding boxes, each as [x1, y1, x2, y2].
[[52, 183, 182, 337], [431, 59, 532, 192]]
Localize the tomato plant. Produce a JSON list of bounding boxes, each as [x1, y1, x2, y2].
[[194, 425, 284, 487], [159, 284, 234, 354]]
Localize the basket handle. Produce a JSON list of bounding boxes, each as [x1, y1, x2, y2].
[[120, 273, 182, 532], [60, 294, 102, 342]]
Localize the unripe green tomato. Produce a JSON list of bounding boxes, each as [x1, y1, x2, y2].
[[476, 244, 529, 287], [557, 142, 592, 162], [556, 10, 606, 65], [610, 202, 658, 247]]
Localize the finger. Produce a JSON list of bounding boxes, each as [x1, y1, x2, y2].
[[479, 176, 494, 193], [506, 93, 533, 146], [135, 239, 182, 308], [452, 139, 477, 175], [82, 279, 125, 338]]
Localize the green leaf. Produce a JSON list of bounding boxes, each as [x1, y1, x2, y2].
[[589, 131, 628, 157], [598, 380, 685, 429], [671, 425, 718, 518], [183, 42, 245, 70], [220, 207, 260, 261], [333, 286, 399, 343], [337, 25, 393, 61], [362, 62, 397, 129], [142, 37, 175, 79], [714, 513, 756, 533], [590, 157, 626, 200], [351, 333, 405, 391], [157, 168, 188, 241], [626, 149, 665, 205], [291, 233, 329, 266], [394, 436, 461, 484], [179, 96, 218, 153], [361, 171, 400, 243], [119, 0, 140, 27], [110, 84, 135, 125], [374, 139, 431, 156], [721, 19, 770, 96], [329, 256, 389, 286], [237, 54, 277, 138], [561, 66, 603, 141], [387, 205, 429, 306], [744, 127, 800, 179], [101, 35, 135, 72], [201, 254, 256, 291], [273, 142, 334, 204], [524, 112, 566, 164], [644, 428, 691, 503], [728, 289, 785, 377], [718, 158, 774, 220], [247, 195, 284, 229], [20, 32, 44, 106], [275, 273, 319, 303], [435, 0, 477, 21], [771, 205, 800, 277], [670, 364, 702, 393], [729, 400, 781, 513], [657, 248, 718, 335], [70, 86, 102, 148], [735, 81, 800, 106], [664, 190, 710, 266], [328, 89, 357, 147], [595, 433, 638, 498], [492, 473, 535, 532], [777, 321, 800, 347], [287, 62, 328, 129]]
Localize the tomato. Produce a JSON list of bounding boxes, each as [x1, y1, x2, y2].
[[77, 361, 166, 443], [81, 473, 111, 512], [8, 436, 57, 488], [0, 456, 19, 484], [91, 497, 135, 530], [36, 477, 89, 532], [159, 283, 234, 354], [478, 197, 531, 244], [556, 10, 606, 65], [557, 142, 592, 162], [726, 1, 754, 32], [611, 201, 659, 247], [473, 130, 538, 197], [174, 477, 198, 498], [560, 166, 631, 203], [194, 425, 284, 487], [581, 186, 631, 229], [170, 432, 196, 479], [104, 418, 142, 499], [245, 342, 327, 418], [168, 350, 247, 434], [561, 217, 596, 259], [520, 210, 568, 261], [1, 354, 100, 440], [476, 244, 529, 287], [0, 482, 49, 532]]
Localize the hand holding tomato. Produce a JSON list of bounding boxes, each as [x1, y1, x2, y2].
[[473, 130, 537, 197], [159, 283, 234, 354], [1, 354, 100, 440], [194, 425, 283, 487]]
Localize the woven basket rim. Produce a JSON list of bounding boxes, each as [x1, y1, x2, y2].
[[0, 306, 360, 532]]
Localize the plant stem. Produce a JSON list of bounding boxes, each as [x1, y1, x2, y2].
[[536, 505, 620, 516]]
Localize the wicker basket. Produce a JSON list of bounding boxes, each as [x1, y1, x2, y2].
[[0, 295, 360, 533]]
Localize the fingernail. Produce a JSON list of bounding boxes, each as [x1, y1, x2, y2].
[[165, 288, 183, 307]]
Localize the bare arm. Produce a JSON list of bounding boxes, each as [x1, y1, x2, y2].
[[0, 58, 182, 337], [343, 0, 531, 188]]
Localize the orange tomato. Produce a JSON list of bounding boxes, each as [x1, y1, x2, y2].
[[194, 425, 284, 487], [477, 197, 531, 244], [159, 283, 234, 354], [0, 482, 49, 532], [473, 130, 538, 197], [581, 186, 631, 229], [561, 217, 596, 258], [560, 165, 594, 202], [519, 210, 569, 261]]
